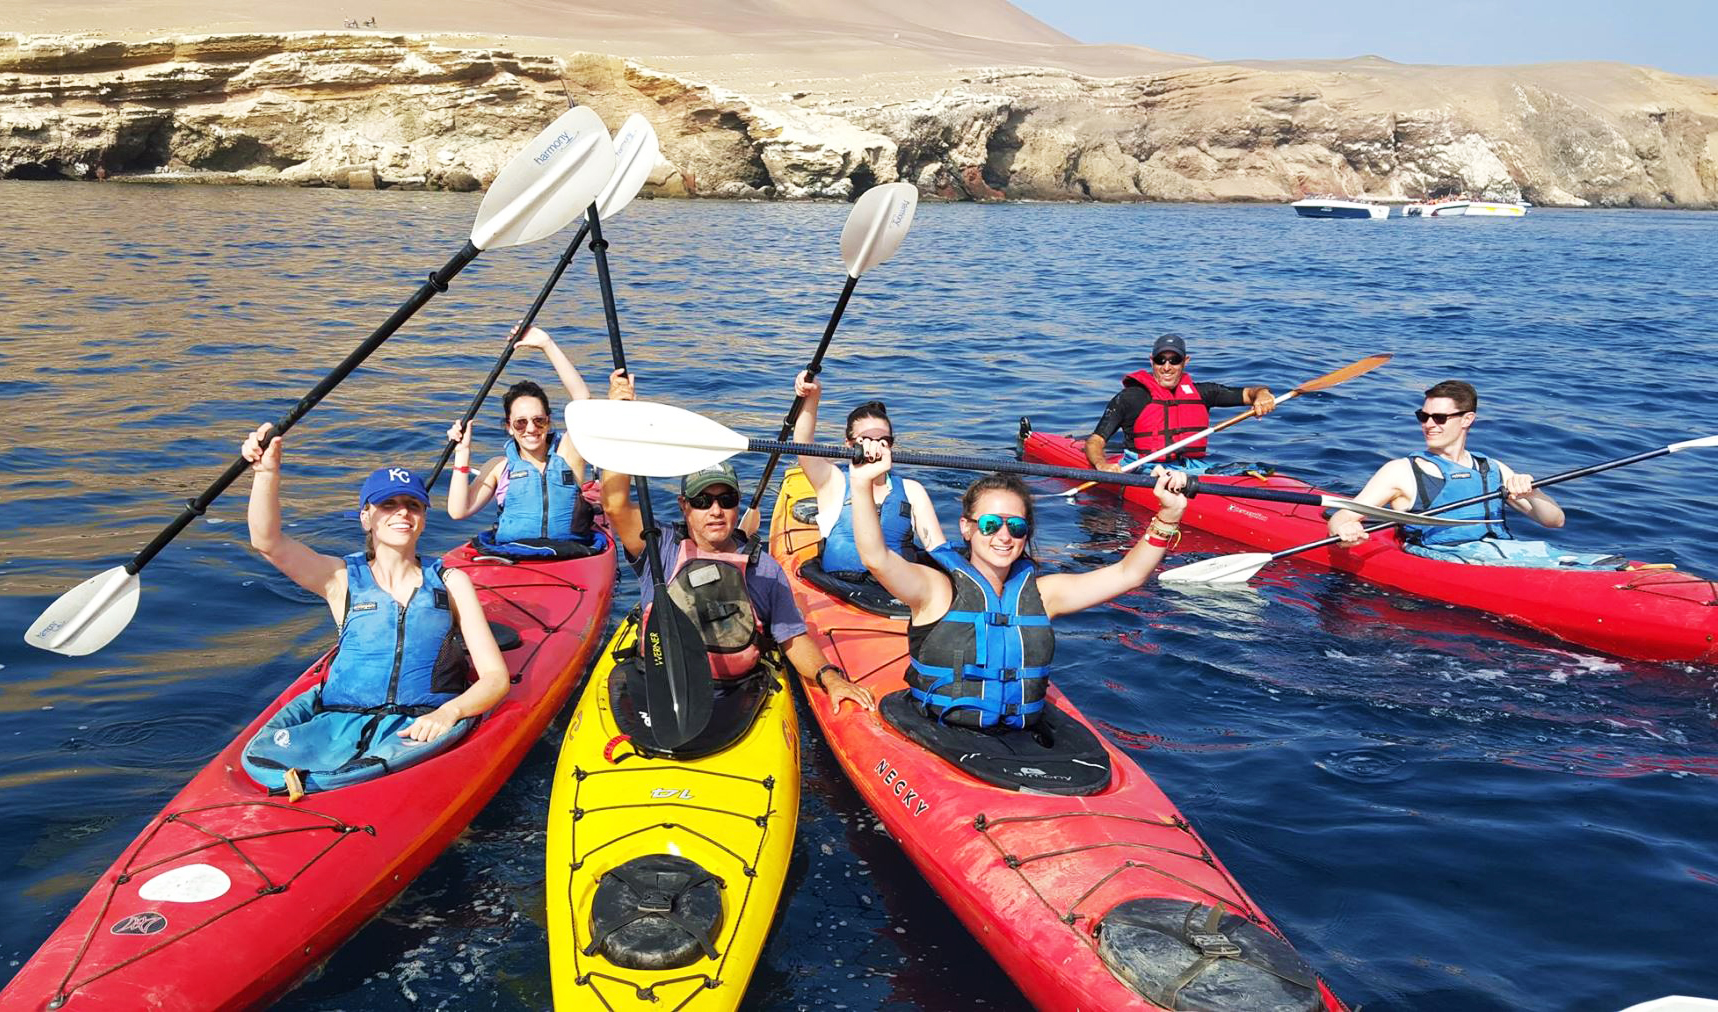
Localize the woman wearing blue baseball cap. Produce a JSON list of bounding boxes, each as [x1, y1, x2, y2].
[[234, 422, 509, 799]]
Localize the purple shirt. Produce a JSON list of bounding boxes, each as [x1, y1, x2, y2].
[[626, 522, 809, 645]]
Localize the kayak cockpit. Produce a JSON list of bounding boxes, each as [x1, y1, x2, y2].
[[879, 690, 1113, 795]]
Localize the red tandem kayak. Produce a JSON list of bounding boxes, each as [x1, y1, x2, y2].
[[1020, 422, 1718, 665], [1, 538, 615, 1011], [769, 467, 1345, 1012]]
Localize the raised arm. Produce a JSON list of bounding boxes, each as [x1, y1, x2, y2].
[[397, 567, 510, 743], [443, 418, 502, 520], [790, 370, 835, 489], [516, 325, 592, 481], [242, 423, 344, 602], [597, 368, 646, 558], [850, 444, 945, 613], [1036, 469, 1188, 617]]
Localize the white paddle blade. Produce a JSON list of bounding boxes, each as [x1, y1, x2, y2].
[[565, 400, 749, 477], [1156, 553, 1273, 586], [595, 114, 661, 221], [1668, 434, 1718, 453], [1320, 496, 1475, 526], [25, 567, 140, 656], [840, 182, 918, 277], [472, 106, 615, 250]]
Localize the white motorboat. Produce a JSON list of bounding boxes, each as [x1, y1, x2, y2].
[[1403, 198, 1470, 217], [1291, 196, 1389, 219], [1466, 200, 1529, 216]]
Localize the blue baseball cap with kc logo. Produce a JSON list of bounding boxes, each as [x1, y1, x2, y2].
[[359, 466, 430, 510]]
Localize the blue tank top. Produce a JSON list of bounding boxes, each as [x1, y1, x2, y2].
[[495, 433, 590, 542], [1405, 453, 1512, 548], [321, 553, 461, 712], [821, 468, 915, 573]]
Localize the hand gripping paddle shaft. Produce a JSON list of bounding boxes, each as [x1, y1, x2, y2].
[[26, 106, 618, 657]]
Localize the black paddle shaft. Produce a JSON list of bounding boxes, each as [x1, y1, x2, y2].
[[741, 272, 862, 521], [744, 438, 1340, 510], [588, 207, 713, 748], [1272, 443, 1679, 560], [424, 222, 593, 487], [126, 241, 483, 576]]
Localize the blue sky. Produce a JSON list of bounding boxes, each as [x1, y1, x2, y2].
[[1012, 1, 1716, 76]]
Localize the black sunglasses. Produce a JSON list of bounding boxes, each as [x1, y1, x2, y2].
[[1413, 409, 1469, 425], [1152, 353, 1184, 366], [686, 489, 740, 510]]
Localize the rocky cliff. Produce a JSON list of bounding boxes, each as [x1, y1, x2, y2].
[[4, 31, 1717, 206]]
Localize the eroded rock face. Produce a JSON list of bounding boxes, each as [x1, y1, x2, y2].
[[4, 31, 1717, 206]]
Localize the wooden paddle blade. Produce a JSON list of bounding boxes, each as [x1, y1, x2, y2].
[[595, 114, 660, 222], [472, 106, 615, 250], [1155, 553, 1273, 586], [639, 586, 715, 749], [564, 400, 748, 476], [840, 182, 918, 277], [1292, 353, 1392, 393], [25, 567, 140, 656]]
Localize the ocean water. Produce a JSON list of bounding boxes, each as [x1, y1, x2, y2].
[[2, 181, 1716, 1011]]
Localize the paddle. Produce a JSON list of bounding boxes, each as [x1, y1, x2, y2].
[[423, 114, 662, 488], [584, 204, 714, 751], [563, 401, 1477, 528], [736, 182, 920, 535], [1157, 434, 1718, 585], [1059, 353, 1393, 498], [24, 107, 618, 657]]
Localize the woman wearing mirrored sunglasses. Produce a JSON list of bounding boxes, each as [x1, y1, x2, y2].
[[1326, 380, 1621, 569], [1083, 333, 1276, 476], [781, 370, 946, 574], [847, 444, 1188, 730], [444, 324, 598, 550]]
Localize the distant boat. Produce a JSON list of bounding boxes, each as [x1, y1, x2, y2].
[[1405, 197, 1529, 217], [1403, 198, 1470, 217], [1466, 200, 1529, 216], [1291, 196, 1389, 219]]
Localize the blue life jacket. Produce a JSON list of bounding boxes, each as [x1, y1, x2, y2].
[[320, 553, 463, 713], [907, 543, 1054, 729], [1405, 453, 1512, 548], [495, 433, 592, 543], [821, 468, 915, 573]]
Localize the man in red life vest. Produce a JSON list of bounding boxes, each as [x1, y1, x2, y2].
[[1082, 334, 1277, 475]]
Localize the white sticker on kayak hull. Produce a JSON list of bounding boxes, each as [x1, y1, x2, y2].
[[139, 863, 232, 903]]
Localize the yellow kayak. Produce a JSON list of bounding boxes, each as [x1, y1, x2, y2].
[[546, 609, 800, 1010]]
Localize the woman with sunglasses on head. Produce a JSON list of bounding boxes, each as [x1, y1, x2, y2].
[[1327, 380, 1618, 569], [237, 424, 509, 798], [1083, 333, 1276, 476], [847, 441, 1189, 729], [444, 324, 598, 554], [786, 370, 947, 576]]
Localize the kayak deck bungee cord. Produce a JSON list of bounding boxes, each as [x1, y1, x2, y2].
[[769, 467, 1345, 1012], [1022, 422, 1718, 665], [3, 540, 615, 1011], [545, 610, 799, 1011]]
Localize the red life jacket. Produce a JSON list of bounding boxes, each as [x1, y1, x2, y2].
[[643, 532, 764, 680], [1123, 369, 1210, 459]]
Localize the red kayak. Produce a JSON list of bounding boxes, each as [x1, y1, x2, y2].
[[1021, 423, 1718, 666], [2, 539, 614, 1011], [769, 468, 1345, 1012]]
